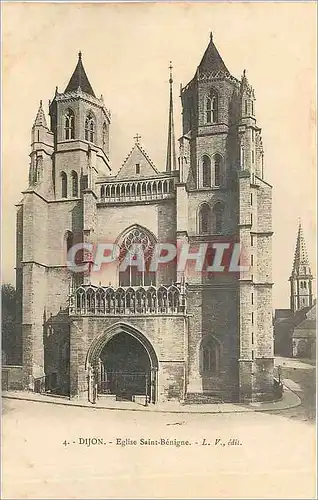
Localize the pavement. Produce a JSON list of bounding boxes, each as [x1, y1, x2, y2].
[[2, 381, 301, 413], [275, 355, 316, 370], [2, 359, 315, 499]]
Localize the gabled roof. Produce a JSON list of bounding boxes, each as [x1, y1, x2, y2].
[[293, 306, 316, 337], [293, 305, 316, 338], [197, 33, 230, 77], [275, 309, 293, 320], [64, 52, 95, 97], [33, 100, 47, 128], [275, 303, 316, 332], [116, 142, 159, 180]]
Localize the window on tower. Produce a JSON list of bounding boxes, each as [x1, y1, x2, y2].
[[65, 109, 75, 140], [65, 231, 74, 254], [85, 112, 95, 142], [214, 154, 222, 187], [206, 91, 218, 123], [240, 145, 245, 169], [81, 175, 88, 194], [202, 155, 211, 187], [61, 171, 67, 198], [198, 203, 211, 234], [102, 122, 108, 151], [213, 202, 224, 234], [34, 155, 42, 183], [71, 171, 78, 197]]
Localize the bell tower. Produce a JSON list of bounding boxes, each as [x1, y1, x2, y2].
[[180, 32, 240, 192], [49, 51, 111, 199], [290, 221, 314, 312], [180, 33, 273, 403]]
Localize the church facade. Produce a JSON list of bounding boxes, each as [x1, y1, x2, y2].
[[16, 35, 274, 404]]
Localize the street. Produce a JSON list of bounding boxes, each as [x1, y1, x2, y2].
[[2, 357, 316, 499], [273, 356, 316, 423]]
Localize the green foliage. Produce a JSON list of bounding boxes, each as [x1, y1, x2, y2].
[[2, 283, 17, 364]]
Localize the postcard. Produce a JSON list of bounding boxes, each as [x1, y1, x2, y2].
[[1, 2, 316, 499]]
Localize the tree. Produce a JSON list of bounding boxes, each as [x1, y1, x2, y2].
[[2, 283, 18, 365]]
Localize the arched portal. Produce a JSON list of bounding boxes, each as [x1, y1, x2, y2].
[[86, 323, 159, 403]]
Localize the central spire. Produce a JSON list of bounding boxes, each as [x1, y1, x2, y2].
[[64, 51, 96, 97], [165, 61, 177, 173]]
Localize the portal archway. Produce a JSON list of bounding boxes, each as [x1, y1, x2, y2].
[[86, 323, 159, 403]]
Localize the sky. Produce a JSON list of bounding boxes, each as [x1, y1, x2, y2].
[[2, 2, 316, 309]]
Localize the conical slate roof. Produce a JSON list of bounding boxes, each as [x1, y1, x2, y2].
[[197, 33, 230, 76], [64, 52, 95, 97], [291, 222, 311, 276], [33, 100, 47, 127]]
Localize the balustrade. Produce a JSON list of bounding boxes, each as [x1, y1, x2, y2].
[[99, 178, 175, 202], [69, 284, 186, 316]]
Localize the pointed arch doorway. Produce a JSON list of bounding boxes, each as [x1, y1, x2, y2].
[[86, 323, 159, 404]]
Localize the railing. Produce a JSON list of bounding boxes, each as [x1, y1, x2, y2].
[[69, 283, 187, 316], [98, 371, 149, 396], [34, 376, 47, 394], [34, 374, 58, 394], [98, 177, 175, 203], [273, 378, 283, 400]]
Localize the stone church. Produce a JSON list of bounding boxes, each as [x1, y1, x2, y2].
[[274, 223, 316, 359], [16, 34, 274, 404]]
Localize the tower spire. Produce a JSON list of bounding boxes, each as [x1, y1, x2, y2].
[[166, 61, 177, 173], [64, 51, 95, 97], [197, 34, 229, 77], [291, 220, 311, 275], [33, 100, 47, 128], [289, 220, 314, 312]]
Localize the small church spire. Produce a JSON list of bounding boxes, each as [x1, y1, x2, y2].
[[165, 61, 177, 172], [290, 220, 314, 312], [292, 220, 311, 274], [33, 100, 47, 128]]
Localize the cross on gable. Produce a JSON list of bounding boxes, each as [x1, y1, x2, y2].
[[133, 133, 141, 144]]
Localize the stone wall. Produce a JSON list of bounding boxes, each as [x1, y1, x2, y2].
[[69, 315, 188, 402], [95, 199, 176, 286], [2, 365, 24, 391]]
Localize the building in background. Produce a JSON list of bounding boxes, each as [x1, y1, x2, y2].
[[274, 222, 316, 359], [15, 35, 275, 403]]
